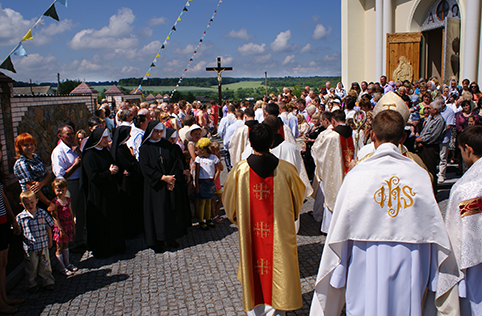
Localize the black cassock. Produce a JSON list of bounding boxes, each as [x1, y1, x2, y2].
[[81, 135, 126, 258], [112, 126, 145, 238], [139, 138, 191, 248]]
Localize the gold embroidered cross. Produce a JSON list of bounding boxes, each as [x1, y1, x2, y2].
[[254, 222, 270, 238], [256, 259, 270, 275], [382, 103, 397, 110], [253, 183, 270, 200]]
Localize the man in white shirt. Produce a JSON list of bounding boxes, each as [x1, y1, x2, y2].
[[223, 110, 245, 171], [51, 124, 85, 250], [279, 101, 298, 138], [218, 104, 236, 140]]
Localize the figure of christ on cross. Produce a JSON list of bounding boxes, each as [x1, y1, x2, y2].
[[206, 56, 232, 105]]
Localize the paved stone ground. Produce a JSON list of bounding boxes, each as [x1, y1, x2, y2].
[[6, 157, 459, 315]]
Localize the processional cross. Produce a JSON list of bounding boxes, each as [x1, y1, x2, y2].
[[206, 56, 232, 105]]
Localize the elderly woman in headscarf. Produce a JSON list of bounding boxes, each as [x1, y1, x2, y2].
[[81, 128, 126, 258], [139, 121, 191, 254], [111, 126, 144, 239]]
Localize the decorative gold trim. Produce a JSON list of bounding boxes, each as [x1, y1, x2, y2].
[[459, 197, 482, 218]]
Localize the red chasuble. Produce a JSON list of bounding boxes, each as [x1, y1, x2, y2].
[[339, 135, 355, 175], [249, 168, 274, 306]]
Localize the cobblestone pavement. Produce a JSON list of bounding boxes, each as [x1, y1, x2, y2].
[[7, 163, 458, 316]]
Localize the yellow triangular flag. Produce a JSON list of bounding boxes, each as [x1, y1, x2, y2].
[[146, 72, 151, 76], [22, 29, 33, 41], [156, 53, 160, 58], [177, 17, 181, 22], [166, 35, 170, 40]]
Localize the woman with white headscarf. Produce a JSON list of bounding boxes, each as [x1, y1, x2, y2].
[[139, 121, 191, 253], [81, 127, 126, 258]]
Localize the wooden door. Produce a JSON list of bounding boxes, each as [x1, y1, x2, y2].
[[443, 17, 460, 84], [386, 32, 421, 83]]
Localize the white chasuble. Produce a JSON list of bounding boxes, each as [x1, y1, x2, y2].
[[439, 157, 482, 315], [310, 143, 459, 316]]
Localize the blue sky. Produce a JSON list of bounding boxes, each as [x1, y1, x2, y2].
[[0, 0, 341, 83]]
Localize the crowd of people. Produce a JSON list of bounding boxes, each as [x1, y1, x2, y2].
[[0, 75, 479, 315]]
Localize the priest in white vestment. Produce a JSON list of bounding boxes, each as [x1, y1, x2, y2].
[[310, 110, 459, 316], [438, 125, 482, 315], [311, 110, 355, 233], [229, 108, 258, 167]]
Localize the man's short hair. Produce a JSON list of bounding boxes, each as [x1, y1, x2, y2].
[[183, 115, 195, 126], [331, 109, 346, 123], [297, 99, 306, 106], [344, 96, 356, 110], [430, 97, 443, 112], [249, 123, 273, 153], [265, 103, 280, 116], [322, 111, 333, 121], [458, 125, 482, 157], [88, 116, 103, 128], [263, 115, 281, 134], [278, 101, 287, 111], [235, 110, 244, 119], [133, 114, 147, 128], [244, 108, 255, 118], [57, 123, 73, 135], [372, 110, 405, 144], [227, 105, 236, 113], [119, 110, 132, 121]]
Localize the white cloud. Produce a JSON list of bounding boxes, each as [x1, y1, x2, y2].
[[323, 52, 340, 62], [253, 54, 272, 64], [226, 28, 252, 41], [190, 61, 207, 73], [148, 16, 167, 26], [281, 55, 295, 65], [140, 41, 162, 55], [237, 43, 265, 56], [172, 44, 196, 55], [78, 59, 105, 72], [222, 55, 233, 65], [300, 43, 312, 54], [138, 27, 153, 39], [313, 24, 332, 40], [121, 66, 140, 74], [69, 8, 138, 51], [0, 6, 34, 46], [309, 61, 318, 67], [270, 30, 294, 52]]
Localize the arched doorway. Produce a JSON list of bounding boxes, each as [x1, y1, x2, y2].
[[420, 0, 461, 83]]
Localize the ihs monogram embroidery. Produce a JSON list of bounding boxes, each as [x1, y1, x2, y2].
[[373, 176, 415, 217]]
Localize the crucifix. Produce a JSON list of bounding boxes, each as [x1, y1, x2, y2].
[[206, 56, 232, 105]]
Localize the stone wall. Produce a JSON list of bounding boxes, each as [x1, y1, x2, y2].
[[7, 95, 93, 179]]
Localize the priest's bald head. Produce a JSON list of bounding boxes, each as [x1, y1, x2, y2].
[[371, 110, 406, 149]]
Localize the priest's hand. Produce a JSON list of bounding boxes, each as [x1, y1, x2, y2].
[[109, 164, 119, 174], [162, 175, 176, 186]]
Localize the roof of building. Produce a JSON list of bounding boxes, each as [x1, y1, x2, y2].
[[70, 82, 98, 94], [155, 93, 163, 99], [146, 93, 156, 100], [13, 86, 53, 96], [104, 84, 124, 95]]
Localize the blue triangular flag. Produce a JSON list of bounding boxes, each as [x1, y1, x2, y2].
[[12, 43, 27, 57], [55, 0, 68, 7]]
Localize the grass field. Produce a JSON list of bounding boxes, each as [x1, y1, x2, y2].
[[93, 85, 216, 94], [93, 80, 265, 95]]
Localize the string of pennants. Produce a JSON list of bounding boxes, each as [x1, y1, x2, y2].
[[133, 0, 194, 95], [170, 0, 223, 98], [0, 0, 67, 73]]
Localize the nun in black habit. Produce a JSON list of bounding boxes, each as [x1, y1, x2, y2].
[[81, 127, 126, 258], [111, 126, 144, 238], [139, 121, 192, 253]]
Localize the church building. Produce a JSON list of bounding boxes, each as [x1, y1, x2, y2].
[[341, 0, 482, 85]]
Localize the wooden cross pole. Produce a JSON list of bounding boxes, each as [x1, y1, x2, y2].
[[206, 56, 232, 106]]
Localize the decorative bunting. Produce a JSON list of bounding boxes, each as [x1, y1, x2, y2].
[[0, 56, 16, 73], [55, 0, 68, 7], [21, 29, 33, 41], [132, 0, 194, 94], [171, 0, 223, 97], [0, 0, 67, 73], [12, 43, 27, 57], [44, 3, 60, 21], [33, 16, 44, 29]]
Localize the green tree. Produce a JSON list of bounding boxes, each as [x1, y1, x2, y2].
[[59, 79, 82, 95]]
